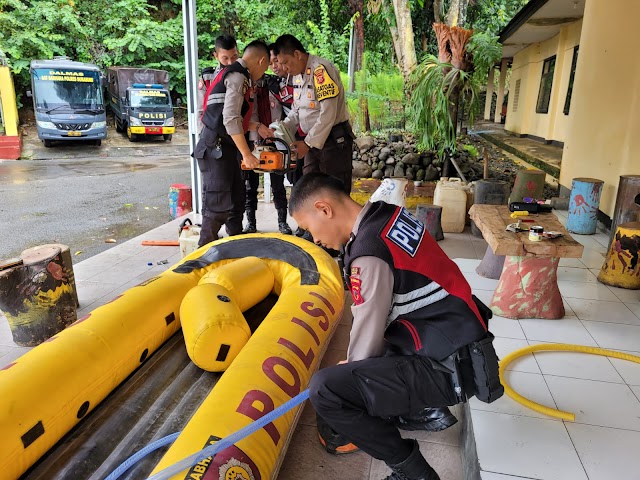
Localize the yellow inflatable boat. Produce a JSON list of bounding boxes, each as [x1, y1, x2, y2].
[[0, 234, 345, 480]]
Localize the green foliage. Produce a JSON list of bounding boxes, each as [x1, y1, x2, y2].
[[409, 55, 478, 156], [466, 0, 529, 35], [463, 143, 479, 157], [306, 0, 352, 68], [467, 32, 502, 76]]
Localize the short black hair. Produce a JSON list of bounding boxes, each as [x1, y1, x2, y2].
[[289, 173, 347, 215], [215, 35, 237, 51], [274, 34, 307, 56], [268, 43, 277, 54], [244, 40, 270, 58]]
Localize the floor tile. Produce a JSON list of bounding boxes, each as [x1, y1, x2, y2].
[[592, 232, 612, 249], [471, 410, 587, 480], [493, 337, 540, 373], [470, 371, 558, 420], [75, 280, 120, 308], [481, 473, 537, 480], [519, 318, 597, 345], [566, 422, 640, 480], [582, 321, 640, 351], [558, 257, 584, 268], [557, 267, 597, 283], [0, 346, 32, 369], [544, 375, 640, 431], [632, 385, 640, 402], [487, 316, 527, 340], [609, 352, 640, 386], [277, 424, 372, 480], [452, 258, 482, 273], [558, 281, 619, 301], [565, 298, 640, 325], [578, 249, 607, 269], [607, 286, 640, 304], [0, 318, 16, 347], [533, 348, 624, 383], [464, 272, 500, 291], [369, 441, 463, 480]]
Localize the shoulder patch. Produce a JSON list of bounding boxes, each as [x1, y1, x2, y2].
[[313, 65, 339, 101], [349, 269, 364, 305], [385, 208, 425, 257]]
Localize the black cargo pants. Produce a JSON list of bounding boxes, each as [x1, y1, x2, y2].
[[244, 171, 288, 212], [309, 354, 458, 465], [303, 122, 354, 194], [197, 139, 245, 247]]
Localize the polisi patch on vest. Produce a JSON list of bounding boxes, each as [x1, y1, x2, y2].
[[385, 208, 425, 257]]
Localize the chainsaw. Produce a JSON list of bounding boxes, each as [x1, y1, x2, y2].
[[241, 137, 297, 174]]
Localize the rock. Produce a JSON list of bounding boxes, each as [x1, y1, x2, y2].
[[424, 164, 440, 181], [422, 156, 433, 168], [405, 167, 415, 180], [378, 147, 392, 161], [373, 147, 381, 156], [372, 169, 384, 179], [416, 169, 425, 181], [384, 166, 395, 178], [378, 161, 386, 171], [386, 156, 396, 165], [393, 164, 405, 178], [402, 153, 420, 166], [352, 160, 372, 178], [355, 135, 375, 152], [396, 161, 405, 170]]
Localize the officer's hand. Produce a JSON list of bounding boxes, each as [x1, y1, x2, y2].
[[292, 140, 309, 157], [337, 359, 348, 365], [258, 124, 272, 139], [242, 153, 261, 170]]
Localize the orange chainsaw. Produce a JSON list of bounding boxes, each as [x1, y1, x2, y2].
[[241, 137, 297, 174]]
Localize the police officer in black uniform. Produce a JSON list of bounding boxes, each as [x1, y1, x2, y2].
[[194, 40, 270, 247], [288, 173, 502, 480]]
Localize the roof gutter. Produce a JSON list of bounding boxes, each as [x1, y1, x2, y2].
[[499, 0, 550, 44]]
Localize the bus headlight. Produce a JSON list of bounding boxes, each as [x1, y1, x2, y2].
[[164, 117, 175, 126], [92, 121, 106, 129], [129, 116, 142, 126], [37, 121, 57, 130]]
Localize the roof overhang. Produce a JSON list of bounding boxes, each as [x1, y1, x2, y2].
[[499, 0, 584, 58]]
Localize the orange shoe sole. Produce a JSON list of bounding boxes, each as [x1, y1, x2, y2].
[[318, 433, 360, 455]]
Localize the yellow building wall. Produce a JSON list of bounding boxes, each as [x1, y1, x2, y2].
[[0, 66, 20, 136], [505, 19, 582, 143], [560, 0, 640, 217]]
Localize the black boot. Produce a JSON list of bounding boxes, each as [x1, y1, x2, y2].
[[383, 440, 440, 480], [316, 414, 360, 455], [393, 407, 458, 433], [242, 209, 257, 234], [277, 208, 293, 235]]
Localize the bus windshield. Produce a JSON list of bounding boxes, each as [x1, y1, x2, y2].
[[130, 89, 170, 108], [32, 68, 103, 112]]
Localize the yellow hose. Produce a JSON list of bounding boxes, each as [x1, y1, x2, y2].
[[499, 343, 640, 421]]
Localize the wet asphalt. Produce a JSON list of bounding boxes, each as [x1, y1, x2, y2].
[[0, 126, 192, 261]]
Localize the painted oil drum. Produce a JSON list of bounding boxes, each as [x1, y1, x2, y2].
[[566, 177, 603, 235]]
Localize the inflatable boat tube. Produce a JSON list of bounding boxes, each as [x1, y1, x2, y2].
[[0, 234, 344, 480], [151, 243, 345, 479], [181, 256, 275, 371]]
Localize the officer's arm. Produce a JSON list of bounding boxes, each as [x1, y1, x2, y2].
[[347, 256, 394, 362], [305, 65, 340, 149], [223, 74, 259, 166], [281, 102, 300, 137]]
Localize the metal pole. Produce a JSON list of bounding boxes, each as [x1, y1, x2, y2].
[[182, 0, 201, 216], [347, 22, 356, 92]]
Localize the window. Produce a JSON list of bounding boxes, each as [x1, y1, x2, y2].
[[513, 79, 521, 112], [536, 56, 556, 114], [564, 46, 579, 115]]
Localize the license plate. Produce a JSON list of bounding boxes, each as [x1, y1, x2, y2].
[[146, 127, 161, 133], [67, 131, 82, 137]]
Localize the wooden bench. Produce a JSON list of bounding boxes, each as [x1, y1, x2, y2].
[[468, 205, 584, 319]]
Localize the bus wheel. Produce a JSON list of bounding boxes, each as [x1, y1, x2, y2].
[[43, 140, 53, 148], [163, 134, 172, 142], [127, 126, 138, 143], [94, 140, 102, 147], [115, 120, 123, 133]]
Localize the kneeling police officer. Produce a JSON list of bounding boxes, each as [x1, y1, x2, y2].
[[288, 173, 503, 480]]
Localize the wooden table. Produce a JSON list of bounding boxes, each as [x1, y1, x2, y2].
[[468, 205, 584, 319]]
